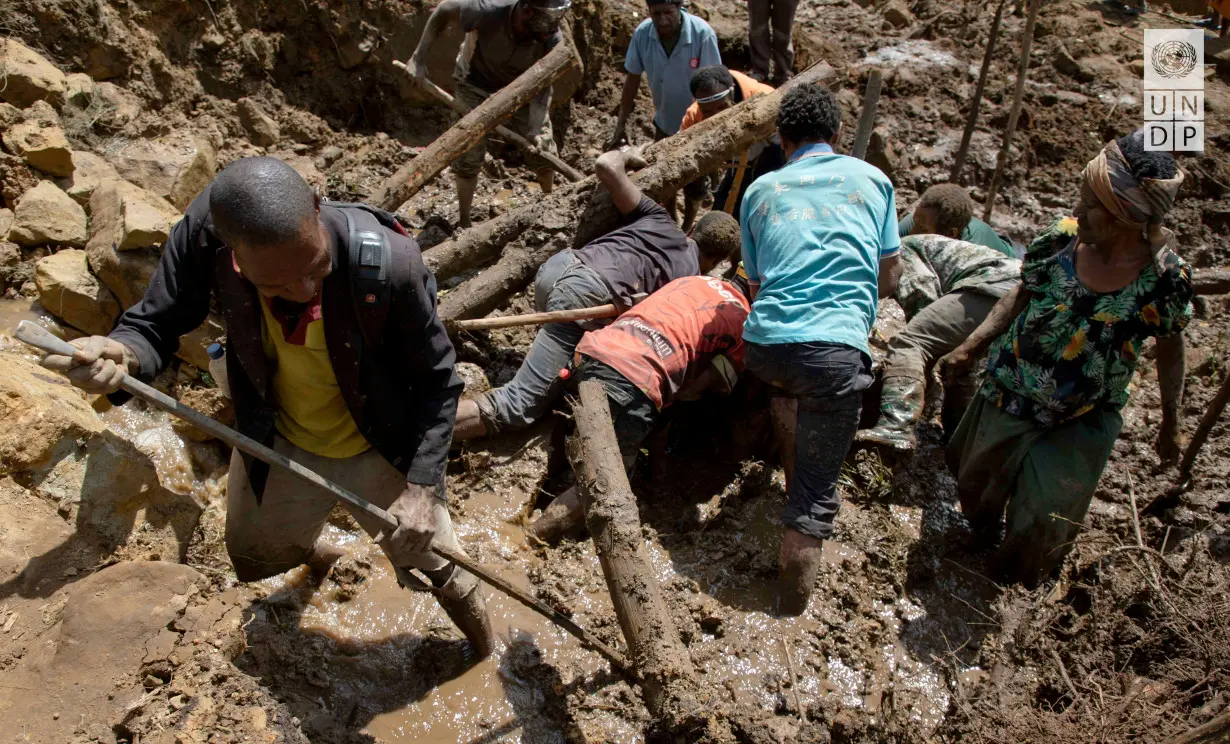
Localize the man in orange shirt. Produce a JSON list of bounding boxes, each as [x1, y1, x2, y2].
[[527, 272, 752, 543], [676, 65, 785, 229]]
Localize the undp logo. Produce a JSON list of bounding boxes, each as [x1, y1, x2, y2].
[[1143, 29, 1204, 152]]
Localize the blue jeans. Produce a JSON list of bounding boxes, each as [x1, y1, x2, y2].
[[478, 251, 614, 431], [746, 341, 873, 539]]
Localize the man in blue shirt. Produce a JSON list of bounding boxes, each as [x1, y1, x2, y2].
[[609, 0, 721, 145], [740, 82, 902, 616]]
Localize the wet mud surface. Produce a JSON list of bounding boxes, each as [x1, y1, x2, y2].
[[1, 0, 1229, 739]]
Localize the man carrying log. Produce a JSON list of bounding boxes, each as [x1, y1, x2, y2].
[[37, 157, 496, 658], [674, 65, 784, 229], [608, 0, 721, 149], [740, 83, 902, 616], [406, 0, 571, 227], [453, 147, 741, 440], [898, 183, 1018, 257], [856, 235, 1021, 452], [528, 272, 753, 543]]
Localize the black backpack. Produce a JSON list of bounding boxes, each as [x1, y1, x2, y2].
[[328, 200, 412, 353]]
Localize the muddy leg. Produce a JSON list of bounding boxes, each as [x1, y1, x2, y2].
[[770, 396, 797, 491]]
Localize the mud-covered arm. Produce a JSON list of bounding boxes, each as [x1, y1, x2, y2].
[[594, 148, 647, 215], [108, 202, 215, 384], [611, 73, 641, 145], [937, 283, 1031, 381], [408, 0, 465, 76], [392, 247, 464, 488]]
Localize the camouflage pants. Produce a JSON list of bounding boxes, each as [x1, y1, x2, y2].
[[882, 290, 999, 435]]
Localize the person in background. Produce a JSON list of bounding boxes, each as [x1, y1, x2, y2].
[[405, 0, 571, 228], [452, 148, 742, 440], [857, 235, 1021, 452], [38, 158, 495, 658], [527, 273, 752, 543], [898, 183, 1018, 258], [748, 0, 799, 85], [608, 0, 721, 148], [673, 65, 785, 230], [739, 83, 902, 616], [939, 130, 1191, 587]]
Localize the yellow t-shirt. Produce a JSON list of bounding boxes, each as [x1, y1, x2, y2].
[[260, 297, 370, 458]]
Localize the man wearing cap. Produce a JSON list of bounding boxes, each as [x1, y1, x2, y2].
[[405, 0, 571, 228], [609, 0, 721, 149]]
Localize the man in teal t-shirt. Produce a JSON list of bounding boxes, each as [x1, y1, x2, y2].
[[739, 82, 902, 616], [897, 183, 1018, 258]]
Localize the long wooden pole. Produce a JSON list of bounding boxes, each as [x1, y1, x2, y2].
[[451, 303, 618, 331], [398, 64, 584, 183], [568, 380, 700, 727], [1169, 708, 1230, 744], [371, 41, 575, 211], [982, 0, 1042, 221], [949, 0, 1008, 183], [1178, 364, 1230, 486], [950, 0, 1011, 183], [851, 69, 883, 160], [1194, 267, 1230, 295], [430, 62, 837, 320], [13, 320, 631, 674]]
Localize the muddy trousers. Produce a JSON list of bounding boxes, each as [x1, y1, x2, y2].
[[452, 77, 557, 179], [946, 394, 1122, 587], [748, 0, 800, 82], [746, 341, 874, 540], [877, 291, 1000, 439], [226, 436, 478, 600], [477, 251, 614, 432]]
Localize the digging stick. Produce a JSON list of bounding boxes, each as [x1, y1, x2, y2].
[[13, 320, 631, 675], [1178, 363, 1230, 487], [395, 63, 584, 183], [451, 303, 618, 331], [1169, 708, 1230, 744], [851, 68, 883, 160], [950, 0, 1011, 183], [982, 0, 1042, 222]]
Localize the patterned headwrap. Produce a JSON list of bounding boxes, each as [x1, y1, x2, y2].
[[1081, 130, 1184, 249]]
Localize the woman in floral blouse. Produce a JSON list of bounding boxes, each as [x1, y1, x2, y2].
[[938, 130, 1191, 587]]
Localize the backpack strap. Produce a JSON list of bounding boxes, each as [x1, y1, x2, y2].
[[342, 208, 392, 352]]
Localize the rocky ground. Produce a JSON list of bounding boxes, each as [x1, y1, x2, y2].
[[0, 0, 1228, 741]]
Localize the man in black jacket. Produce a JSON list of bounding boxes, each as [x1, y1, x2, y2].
[[40, 157, 493, 656]]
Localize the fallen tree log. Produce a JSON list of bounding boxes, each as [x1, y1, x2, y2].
[[432, 62, 836, 320], [1194, 267, 1230, 296], [567, 380, 701, 727], [372, 41, 576, 211]]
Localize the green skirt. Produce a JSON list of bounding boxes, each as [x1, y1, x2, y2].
[[946, 392, 1122, 587]]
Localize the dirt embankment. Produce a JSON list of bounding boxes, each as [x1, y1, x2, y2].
[[0, 0, 1228, 741]]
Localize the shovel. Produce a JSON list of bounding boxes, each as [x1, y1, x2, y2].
[[14, 320, 630, 675]]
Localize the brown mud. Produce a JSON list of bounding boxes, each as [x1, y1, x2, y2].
[[0, 0, 1229, 741]]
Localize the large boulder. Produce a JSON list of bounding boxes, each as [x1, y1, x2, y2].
[[0, 562, 204, 742], [64, 77, 142, 131], [85, 180, 162, 308], [0, 38, 67, 108], [35, 248, 121, 335], [238, 97, 280, 147], [0, 352, 203, 560], [2, 100, 74, 177], [8, 180, 88, 247], [104, 132, 217, 210], [57, 149, 121, 203], [88, 178, 180, 252]]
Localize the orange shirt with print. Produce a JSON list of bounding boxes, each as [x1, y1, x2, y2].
[[576, 276, 750, 410]]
